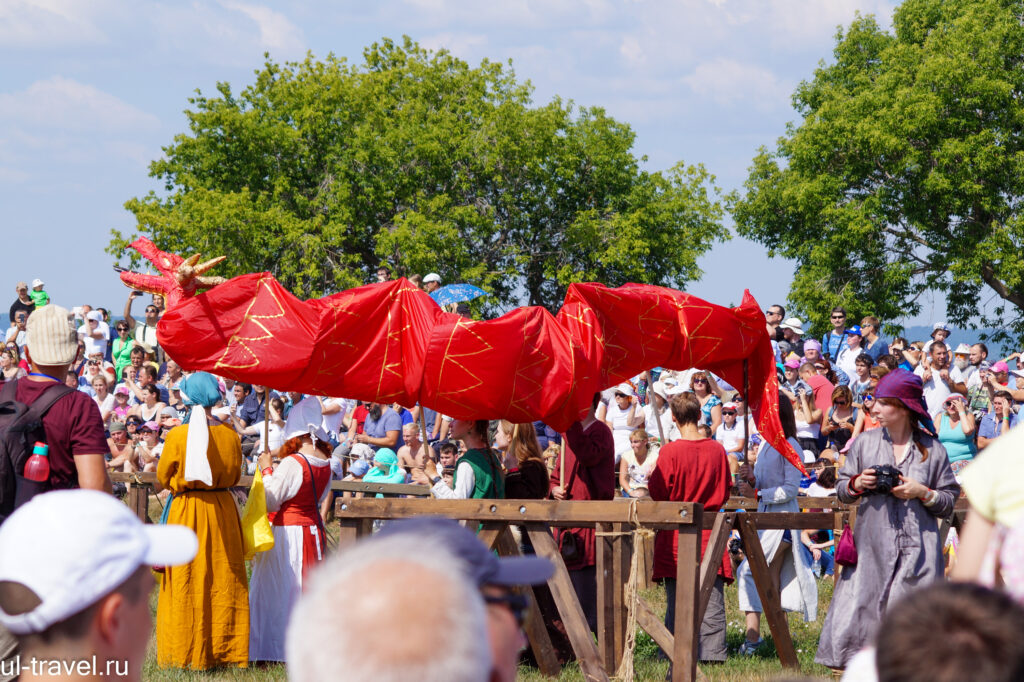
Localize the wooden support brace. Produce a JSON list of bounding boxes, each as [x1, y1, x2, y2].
[[487, 525, 561, 678], [697, 513, 733, 621], [525, 523, 608, 682], [126, 483, 149, 523], [735, 513, 799, 669]]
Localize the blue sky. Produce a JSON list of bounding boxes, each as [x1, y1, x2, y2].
[[4, 0, 943, 327]]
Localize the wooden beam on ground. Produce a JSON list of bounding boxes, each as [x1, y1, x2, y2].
[[525, 523, 608, 682], [697, 513, 733, 621], [489, 525, 561, 679], [672, 523, 701, 682], [334, 498, 699, 528], [735, 514, 798, 669]]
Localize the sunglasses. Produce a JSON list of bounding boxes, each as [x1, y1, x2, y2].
[[693, 378, 707, 384], [834, 401, 848, 406], [831, 315, 845, 320], [862, 394, 874, 401], [145, 308, 159, 314], [722, 410, 737, 415], [116, 327, 128, 332], [614, 393, 629, 399], [484, 592, 530, 628]]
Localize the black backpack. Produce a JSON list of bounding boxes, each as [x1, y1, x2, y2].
[[0, 379, 74, 525]]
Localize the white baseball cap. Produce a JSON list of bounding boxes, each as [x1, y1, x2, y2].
[[423, 273, 441, 284], [613, 382, 635, 397], [0, 490, 197, 635]]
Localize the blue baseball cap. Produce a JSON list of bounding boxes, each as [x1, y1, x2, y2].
[[348, 460, 370, 477], [844, 325, 863, 337], [377, 517, 554, 587]]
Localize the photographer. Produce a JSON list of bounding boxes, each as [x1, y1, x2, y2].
[[816, 369, 960, 672]]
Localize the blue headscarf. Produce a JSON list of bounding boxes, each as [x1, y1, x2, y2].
[[364, 448, 406, 485], [177, 372, 223, 486]]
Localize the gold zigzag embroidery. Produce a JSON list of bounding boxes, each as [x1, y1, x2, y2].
[[680, 304, 725, 368], [214, 276, 286, 371], [436, 319, 493, 413]]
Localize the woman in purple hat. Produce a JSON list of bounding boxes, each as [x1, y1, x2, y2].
[[816, 369, 960, 672]]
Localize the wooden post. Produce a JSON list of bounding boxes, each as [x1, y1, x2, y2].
[[597, 522, 616, 672], [126, 482, 149, 523], [735, 513, 799, 669], [742, 358, 749, 461], [337, 517, 372, 548], [418, 406, 432, 465], [672, 523, 701, 682]]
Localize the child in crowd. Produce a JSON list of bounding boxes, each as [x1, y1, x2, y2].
[[111, 385, 132, 421], [135, 420, 163, 472], [29, 278, 49, 307]]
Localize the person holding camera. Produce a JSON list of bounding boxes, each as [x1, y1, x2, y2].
[[816, 369, 960, 671]]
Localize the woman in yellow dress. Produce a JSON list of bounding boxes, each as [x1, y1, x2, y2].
[[157, 371, 249, 668]]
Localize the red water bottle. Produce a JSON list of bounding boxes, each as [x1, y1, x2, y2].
[[23, 442, 50, 483]]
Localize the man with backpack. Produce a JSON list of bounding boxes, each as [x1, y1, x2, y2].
[[1, 304, 110, 681]]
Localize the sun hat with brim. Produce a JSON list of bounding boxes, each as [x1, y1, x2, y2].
[[650, 381, 669, 401], [31, 279, 44, 288], [874, 369, 935, 433], [0, 490, 196, 635], [780, 318, 804, 334], [377, 517, 554, 587], [953, 343, 971, 355], [614, 382, 635, 397], [283, 396, 330, 442], [26, 304, 77, 365]]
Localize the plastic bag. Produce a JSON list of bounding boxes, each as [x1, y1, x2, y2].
[[241, 468, 274, 560]]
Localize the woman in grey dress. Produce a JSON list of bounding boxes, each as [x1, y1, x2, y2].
[[816, 369, 960, 670]]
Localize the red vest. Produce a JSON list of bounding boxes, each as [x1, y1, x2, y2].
[[272, 454, 331, 527]]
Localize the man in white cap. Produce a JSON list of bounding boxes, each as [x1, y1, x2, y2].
[[778, 317, 805, 357], [422, 273, 442, 293], [950, 343, 977, 387], [4, 304, 110, 510], [0, 490, 197, 682]]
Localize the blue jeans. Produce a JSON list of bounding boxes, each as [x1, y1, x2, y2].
[[799, 542, 834, 577]]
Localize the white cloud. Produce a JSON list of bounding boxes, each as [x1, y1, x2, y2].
[[681, 58, 791, 111], [0, 76, 160, 133], [420, 32, 488, 57], [219, 1, 305, 55], [0, 0, 108, 47]]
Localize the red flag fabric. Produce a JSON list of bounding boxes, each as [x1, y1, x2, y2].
[[128, 240, 803, 472]]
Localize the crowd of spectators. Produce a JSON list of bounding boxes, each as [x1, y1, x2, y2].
[[4, 278, 1024, 680]]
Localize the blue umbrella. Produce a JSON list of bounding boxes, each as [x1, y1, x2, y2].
[[429, 283, 487, 307]]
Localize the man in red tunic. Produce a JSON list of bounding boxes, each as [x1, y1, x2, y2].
[[550, 392, 615, 633], [648, 392, 732, 662]]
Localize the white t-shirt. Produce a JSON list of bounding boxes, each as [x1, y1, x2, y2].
[[644, 404, 679, 443], [715, 422, 744, 453], [915, 364, 953, 416], [320, 397, 349, 438], [78, 322, 109, 357], [950, 364, 976, 387], [835, 345, 861, 381], [605, 401, 637, 463], [251, 420, 285, 455], [4, 328, 27, 353]]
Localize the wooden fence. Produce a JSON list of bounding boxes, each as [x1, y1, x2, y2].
[[111, 473, 968, 681]]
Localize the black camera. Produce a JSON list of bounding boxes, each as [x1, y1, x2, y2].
[[870, 464, 902, 495], [728, 537, 743, 556]]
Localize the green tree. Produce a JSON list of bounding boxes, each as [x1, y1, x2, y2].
[[110, 37, 726, 314], [730, 0, 1024, 343]]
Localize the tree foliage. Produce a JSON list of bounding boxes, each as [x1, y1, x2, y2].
[[110, 37, 726, 314], [730, 0, 1024, 343]]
